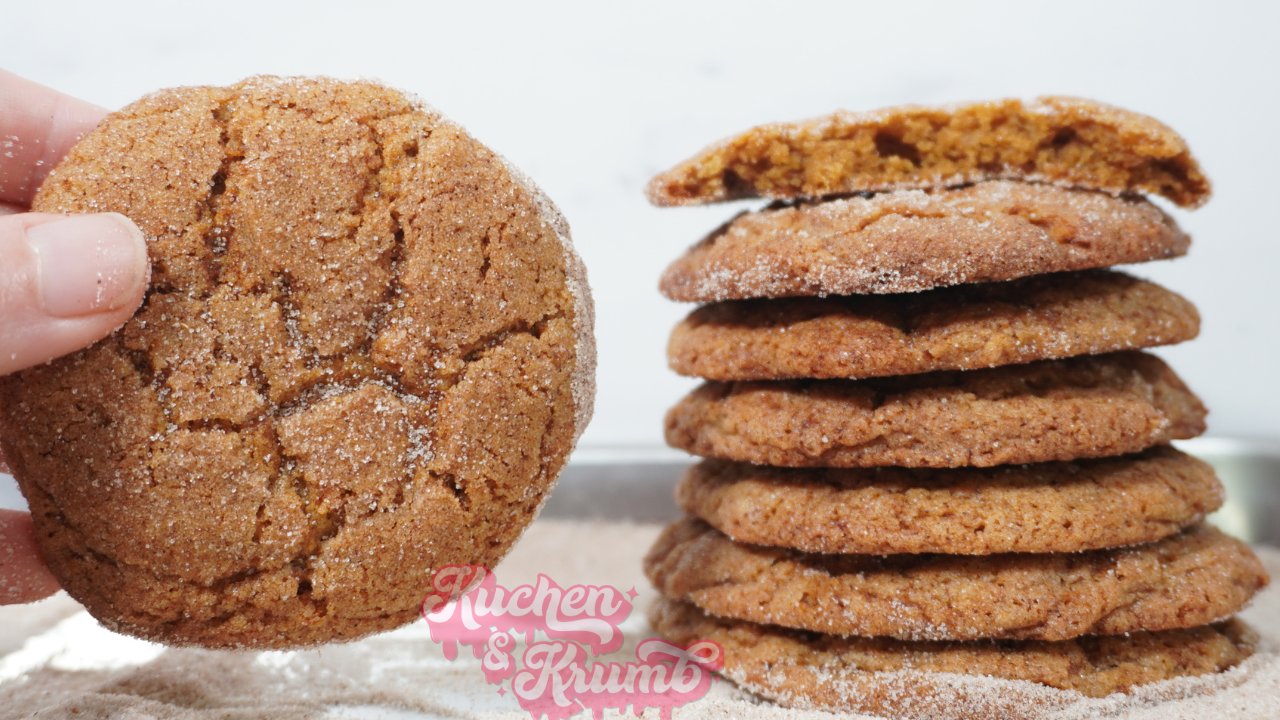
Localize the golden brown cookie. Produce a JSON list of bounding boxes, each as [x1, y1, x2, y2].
[[659, 181, 1189, 301], [646, 97, 1209, 208], [665, 351, 1205, 468], [649, 598, 1257, 717], [669, 270, 1199, 380], [675, 447, 1223, 555], [645, 519, 1267, 642], [0, 77, 595, 648]]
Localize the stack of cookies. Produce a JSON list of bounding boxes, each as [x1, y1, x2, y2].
[[642, 98, 1269, 718]]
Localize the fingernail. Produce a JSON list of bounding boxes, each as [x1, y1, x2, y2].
[[25, 213, 148, 318]]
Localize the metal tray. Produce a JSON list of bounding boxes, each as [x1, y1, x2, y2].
[[1180, 437, 1280, 545]]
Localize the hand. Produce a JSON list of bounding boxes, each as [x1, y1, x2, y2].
[[0, 69, 149, 604]]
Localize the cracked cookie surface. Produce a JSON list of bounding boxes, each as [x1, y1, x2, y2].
[[649, 598, 1257, 717], [0, 77, 595, 648], [665, 351, 1205, 468], [675, 447, 1223, 555], [646, 97, 1209, 208], [669, 270, 1199, 381], [645, 519, 1267, 642], [659, 181, 1189, 301]]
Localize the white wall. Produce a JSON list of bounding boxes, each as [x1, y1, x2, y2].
[[3, 0, 1278, 453]]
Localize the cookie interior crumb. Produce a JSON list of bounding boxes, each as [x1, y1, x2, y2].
[[647, 97, 1209, 207]]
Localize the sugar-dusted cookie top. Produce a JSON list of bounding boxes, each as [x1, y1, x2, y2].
[[650, 598, 1257, 714], [646, 519, 1266, 642], [669, 270, 1199, 381], [660, 181, 1188, 301], [675, 447, 1222, 555], [0, 76, 595, 649], [665, 351, 1206, 468], [647, 97, 1209, 207]]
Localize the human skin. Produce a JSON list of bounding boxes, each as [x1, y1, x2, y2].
[[0, 69, 148, 604]]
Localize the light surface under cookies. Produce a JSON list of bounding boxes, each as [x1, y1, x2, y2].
[[649, 598, 1257, 718], [665, 351, 1206, 468], [669, 270, 1199, 381], [646, 97, 1209, 207], [3, 522, 1279, 720], [0, 77, 595, 649], [645, 519, 1267, 641], [675, 447, 1223, 555], [659, 181, 1189, 301]]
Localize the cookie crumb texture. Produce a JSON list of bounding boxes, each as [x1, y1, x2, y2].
[[0, 77, 595, 648], [666, 351, 1205, 468], [650, 598, 1257, 717], [646, 97, 1209, 208]]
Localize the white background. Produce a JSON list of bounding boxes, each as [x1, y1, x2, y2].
[[3, 0, 1278, 456]]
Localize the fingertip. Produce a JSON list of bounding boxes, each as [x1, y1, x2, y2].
[[0, 212, 150, 375], [0, 509, 61, 605], [88, 213, 150, 311], [25, 212, 149, 317]]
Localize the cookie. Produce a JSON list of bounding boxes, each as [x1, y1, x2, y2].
[[675, 447, 1223, 555], [659, 181, 1189, 301], [646, 97, 1209, 208], [649, 598, 1257, 717], [669, 270, 1199, 381], [665, 351, 1205, 468], [646, 519, 1266, 642], [0, 77, 595, 648]]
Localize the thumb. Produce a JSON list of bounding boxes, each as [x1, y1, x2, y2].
[[0, 212, 148, 375]]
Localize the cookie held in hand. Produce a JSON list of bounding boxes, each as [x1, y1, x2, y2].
[[0, 76, 595, 649]]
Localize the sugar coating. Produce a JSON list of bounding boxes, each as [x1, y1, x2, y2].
[[666, 351, 1206, 468], [676, 447, 1224, 555], [493, 153, 596, 443], [650, 597, 1257, 714], [646, 518, 1268, 642], [646, 97, 1210, 208], [0, 76, 595, 648], [660, 180, 1190, 302], [669, 269, 1200, 381]]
